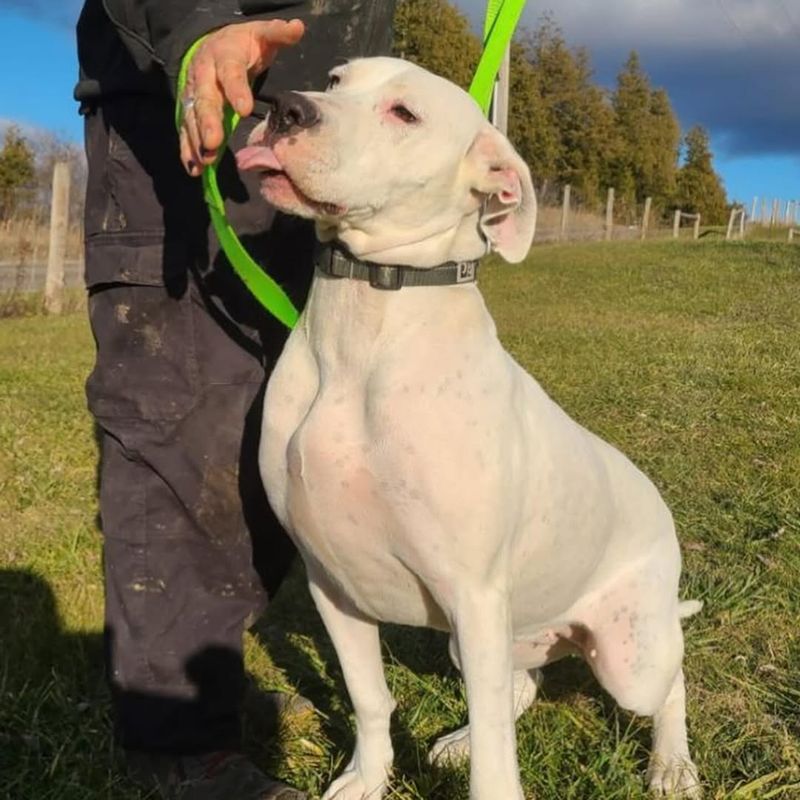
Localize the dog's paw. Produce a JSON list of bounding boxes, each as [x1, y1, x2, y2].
[[321, 769, 388, 800], [428, 724, 470, 766], [647, 753, 701, 798]]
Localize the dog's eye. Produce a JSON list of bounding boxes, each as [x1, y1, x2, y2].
[[326, 74, 341, 91], [390, 104, 419, 124]]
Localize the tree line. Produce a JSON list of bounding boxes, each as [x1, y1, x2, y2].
[[0, 124, 86, 226], [393, 0, 729, 225]]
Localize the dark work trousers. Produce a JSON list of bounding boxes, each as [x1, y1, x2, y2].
[[83, 4, 396, 756], [83, 92, 316, 754]]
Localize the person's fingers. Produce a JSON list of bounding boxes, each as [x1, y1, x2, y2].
[[186, 54, 225, 159], [181, 92, 212, 169], [179, 126, 201, 176], [193, 90, 225, 159], [248, 18, 305, 72], [216, 56, 252, 117]]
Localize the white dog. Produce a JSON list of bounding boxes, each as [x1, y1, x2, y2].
[[237, 57, 701, 800]]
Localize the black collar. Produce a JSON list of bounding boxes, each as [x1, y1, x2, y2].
[[314, 243, 480, 291]]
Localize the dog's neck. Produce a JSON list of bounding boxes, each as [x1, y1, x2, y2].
[[303, 208, 495, 374], [316, 208, 487, 268]]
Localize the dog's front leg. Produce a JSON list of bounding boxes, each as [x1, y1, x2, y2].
[[308, 571, 395, 800], [647, 670, 701, 797], [455, 588, 524, 800]]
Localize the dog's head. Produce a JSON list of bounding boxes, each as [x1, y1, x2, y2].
[[236, 57, 536, 266]]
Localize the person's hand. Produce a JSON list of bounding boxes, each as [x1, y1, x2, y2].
[[179, 18, 305, 176]]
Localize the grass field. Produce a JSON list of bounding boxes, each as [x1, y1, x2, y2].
[[1, 240, 799, 799]]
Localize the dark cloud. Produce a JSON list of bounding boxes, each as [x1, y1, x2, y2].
[[589, 40, 800, 158], [0, 0, 82, 30], [454, 0, 800, 160]]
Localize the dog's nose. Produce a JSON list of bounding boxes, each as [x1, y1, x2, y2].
[[263, 91, 320, 135]]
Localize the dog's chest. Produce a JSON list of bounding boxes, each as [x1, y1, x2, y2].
[[283, 383, 451, 627]]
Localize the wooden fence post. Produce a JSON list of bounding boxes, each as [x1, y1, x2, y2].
[[693, 214, 701, 240], [641, 197, 651, 241], [750, 196, 757, 222], [673, 209, 681, 238], [491, 46, 510, 135], [739, 209, 746, 239], [45, 162, 71, 315], [725, 208, 737, 240], [559, 184, 571, 242], [604, 187, 614, 241], [771, 199, 779, 227]]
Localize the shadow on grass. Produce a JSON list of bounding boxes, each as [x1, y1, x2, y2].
[[0, 568, 288, 798], [0, 569, 112, 797], [0, 566, 652, 799]]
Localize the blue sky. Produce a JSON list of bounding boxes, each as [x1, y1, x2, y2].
[[0, 0, 797, 208]]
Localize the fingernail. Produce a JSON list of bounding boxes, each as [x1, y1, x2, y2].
[[187, 160, 198, 175]]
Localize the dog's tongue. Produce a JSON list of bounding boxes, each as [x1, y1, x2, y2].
[[236, 145, 284, 172]]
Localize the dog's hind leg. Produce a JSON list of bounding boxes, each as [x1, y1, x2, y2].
[[579, 570, 701, 797], [308, 571, 396, 800], [429, 663, 541, 766]]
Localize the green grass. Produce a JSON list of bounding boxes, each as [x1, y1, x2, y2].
[[1, 240, 799, 799], [0, 288, 86, 319]]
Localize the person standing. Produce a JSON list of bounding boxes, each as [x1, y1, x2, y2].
[[74, 2, 397, 797]]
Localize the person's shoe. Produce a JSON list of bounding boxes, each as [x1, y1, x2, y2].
[[126, 750, 306, 800]]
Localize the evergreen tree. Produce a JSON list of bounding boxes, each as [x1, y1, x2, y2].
[[646, 89, 681, 207], [507, 42, 559, 187], [612, 52, 651, 213], [676, 126, 727, 224], [392, 0, 481, 90], [0, 126, 35, 220], [519, 17, 616, 207], [612, 52, 680, 219]]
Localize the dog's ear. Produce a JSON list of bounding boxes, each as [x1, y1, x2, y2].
[[465, 124, 537, 263]]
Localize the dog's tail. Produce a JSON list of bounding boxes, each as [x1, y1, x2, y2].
[[678, 599, 703, 620]]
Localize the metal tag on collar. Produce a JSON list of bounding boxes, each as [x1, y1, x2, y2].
[[368, 264, 404, 290], [455, 261, 477, 283]]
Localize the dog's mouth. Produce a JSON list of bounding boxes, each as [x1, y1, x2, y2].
[[236, 144, 345, 219]]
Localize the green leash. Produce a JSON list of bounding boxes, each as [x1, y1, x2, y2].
[[176, 35, 300, 329], [175, 0, 526, 329], [470, 0, 526, 116]]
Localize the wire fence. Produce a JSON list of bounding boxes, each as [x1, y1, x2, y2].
[[1, 164, 797, 316], [534, 183, 701, 244], [534, 182, 800, 245]]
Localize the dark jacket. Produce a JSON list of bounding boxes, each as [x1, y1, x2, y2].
[[75, 0, 396, 103]]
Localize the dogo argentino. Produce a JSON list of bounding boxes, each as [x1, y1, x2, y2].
[[237, 57, 701, 800]]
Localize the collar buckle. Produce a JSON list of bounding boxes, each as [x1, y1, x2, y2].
[[368, 264, 404, 290]]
